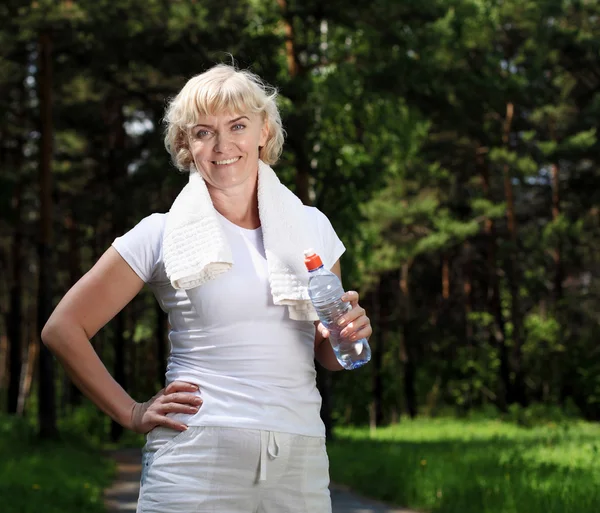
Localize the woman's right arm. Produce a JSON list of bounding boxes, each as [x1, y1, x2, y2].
[[41, 247, 201, 433]]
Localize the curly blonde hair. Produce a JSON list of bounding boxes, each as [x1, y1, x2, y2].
[[163, 64, 284, 171]]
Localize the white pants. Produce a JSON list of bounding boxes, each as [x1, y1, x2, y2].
[[137, 426, 332, 513]]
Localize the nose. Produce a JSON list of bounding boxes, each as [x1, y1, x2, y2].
[[214, 132, 232, 153]]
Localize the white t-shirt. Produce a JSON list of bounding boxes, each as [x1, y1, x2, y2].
[[112, 207, 345, 437]]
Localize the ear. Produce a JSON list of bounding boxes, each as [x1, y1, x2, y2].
[[259, 118, 269, 148]]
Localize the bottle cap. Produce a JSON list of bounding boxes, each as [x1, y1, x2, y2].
[[304, 249, 323, 270]]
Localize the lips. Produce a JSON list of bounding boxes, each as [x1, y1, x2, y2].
[[213, 157, 241, 165]]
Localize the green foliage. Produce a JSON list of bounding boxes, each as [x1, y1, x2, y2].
[[57, 402, 112, 446], [470, 198, 506, 219], [561, 128, 597, 153], [523, 313, 563, 355]]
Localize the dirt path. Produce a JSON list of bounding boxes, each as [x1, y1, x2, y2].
[[104, 448, 416, 513]]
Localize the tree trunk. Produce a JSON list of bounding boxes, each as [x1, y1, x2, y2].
[[156, 302, 167, 388], [18, 338, 39, 415], [462, 242, 476, 409], [292, 139, 311, 204], [501, 102, 526, 406], [463, 242, 473, 342], [276, 0, 298, 78], [110, 312, 126, 442], [0, 334, 7, 394], [7, 178, 24, 414], [480, 153, 510, 411], [65, 213, 82, 408], [399, 261, 417, 418], [550, 163, 563, 303], [550, 162, 565, 404], [5, 75, 26, 414], [370, 279, 384, 429], [106, 93, 129, 442], [276, 0, 311, 203], [442, 254, 450, 300], [402, 324, 417, 419], [37, 29, 57, 439]]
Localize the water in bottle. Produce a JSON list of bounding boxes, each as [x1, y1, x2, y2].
[[304, 249, 371, 370]]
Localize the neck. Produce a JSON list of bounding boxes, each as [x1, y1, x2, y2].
[[209, 179, 260, 230]]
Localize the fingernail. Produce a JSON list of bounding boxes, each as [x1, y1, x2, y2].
[[337, 317, 346, 326], [341, 295, 348, 301]]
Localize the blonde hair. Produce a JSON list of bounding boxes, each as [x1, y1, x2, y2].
[[163, 64, 284, 171]]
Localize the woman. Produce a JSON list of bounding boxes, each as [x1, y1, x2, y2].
[[42, 64, 372, 513]]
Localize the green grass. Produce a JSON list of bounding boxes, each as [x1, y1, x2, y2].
[[328, 417, 600, 513], [0, 415, 116, 513]]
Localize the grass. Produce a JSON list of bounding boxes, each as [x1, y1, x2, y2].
[[328, 417, 600, 513], [0, 415, 116, 513], [4, 405, 599, 513]]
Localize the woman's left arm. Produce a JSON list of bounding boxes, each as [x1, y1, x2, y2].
[[314, 260, 372, 371]]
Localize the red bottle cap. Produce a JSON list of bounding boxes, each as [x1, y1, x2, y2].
[[304, 249, 323, 270]]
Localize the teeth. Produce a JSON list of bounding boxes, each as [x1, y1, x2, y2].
[[214, 157, 240, 165]]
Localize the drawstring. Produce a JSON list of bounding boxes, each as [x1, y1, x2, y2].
[[258, 431, 280, 482]]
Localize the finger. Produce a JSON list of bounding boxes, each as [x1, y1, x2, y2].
[[163, 392, 203, 406], [158, 402, 201, 415], [164, 381, 199, 395], [319, 325, 330, 338], [341, 316, 370, 338], [336, 307, 366, 327], [349, 323, 372, 341], [342, 291, 360, 306], [157, 418, 189, 432]]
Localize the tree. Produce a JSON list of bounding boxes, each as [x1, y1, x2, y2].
[[37, 27, 58, 439]]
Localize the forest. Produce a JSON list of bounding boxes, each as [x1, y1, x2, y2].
[[1, 1, 600, 512]]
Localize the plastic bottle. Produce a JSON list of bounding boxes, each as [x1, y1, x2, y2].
[[304, 249, 371, 370]]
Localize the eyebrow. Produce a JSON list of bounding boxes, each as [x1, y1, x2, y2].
[[192, 116, 249, 129]]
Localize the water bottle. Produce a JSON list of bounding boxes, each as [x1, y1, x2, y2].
[[304, 249, 371, 370]]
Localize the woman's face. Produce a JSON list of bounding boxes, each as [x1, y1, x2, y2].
[[188, 111, 268, 192]]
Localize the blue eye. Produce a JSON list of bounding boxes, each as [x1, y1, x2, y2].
[[196, 130, 211, 138], [232, 124, 246, 131]]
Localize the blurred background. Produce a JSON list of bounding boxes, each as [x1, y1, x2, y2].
[[1, 1, 600, 512]]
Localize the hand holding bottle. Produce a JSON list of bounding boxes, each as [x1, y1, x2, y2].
[[316, 290, 372, 343], [305, 250, 372, 370]]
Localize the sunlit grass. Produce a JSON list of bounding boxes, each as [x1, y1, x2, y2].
[[0, 415, 115, 513], [329, 417, 600, 513]]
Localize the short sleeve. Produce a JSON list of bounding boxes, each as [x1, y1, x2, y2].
[[307, 207, 346, 269], [111, 213, 166, 284]]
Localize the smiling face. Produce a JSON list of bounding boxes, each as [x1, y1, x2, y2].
[[188, 111, 269, 192]]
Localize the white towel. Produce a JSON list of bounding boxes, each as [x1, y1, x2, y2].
[[163, 160, 318, 321]]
